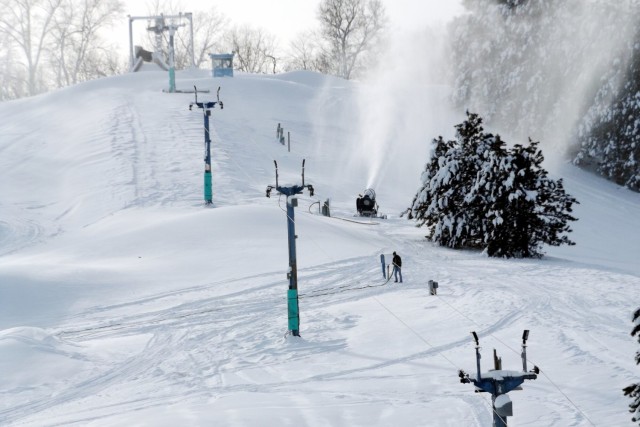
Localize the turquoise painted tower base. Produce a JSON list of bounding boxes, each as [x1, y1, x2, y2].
[[287, 289, 300, 332], [204, 171, 212, 203], [169, 67, 176, 93]]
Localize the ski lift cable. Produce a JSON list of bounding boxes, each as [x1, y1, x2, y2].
[[270, 183, 587, 420], [274, 193, 399, 299], [289, 194, 379, 225], [298, 258, 395, 298], [273, 191, 400, 298], [360, 238, 592, 424], [431, 289, 597, 426], [189, 92, 273, 188], [299, 279, 391, 299], [373, 294, 463, 368], [371, 295, 506, 425], [276, 193, 339, 265]]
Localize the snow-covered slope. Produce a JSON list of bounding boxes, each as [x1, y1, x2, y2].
[[0, 69, 638, 426]]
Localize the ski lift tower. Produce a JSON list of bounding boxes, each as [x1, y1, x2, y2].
[[458, 331, 539, 427], [266, 160, 315, 337], [127, 12, 195, 92], [189, 87, 223, 204]]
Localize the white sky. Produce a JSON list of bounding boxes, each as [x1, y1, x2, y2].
[[120, 0, 465, 48]]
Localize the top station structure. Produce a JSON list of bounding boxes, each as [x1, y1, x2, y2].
[[128, 13, 196, 93], [128, 13, 195, 72], [210, 53, 234, 78], [127, 13, 234, 87]]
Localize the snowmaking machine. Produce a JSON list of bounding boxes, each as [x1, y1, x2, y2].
[[356, 189, 380, 217]]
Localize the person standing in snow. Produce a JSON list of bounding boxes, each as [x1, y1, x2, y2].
[[392, 251, 402, 283]]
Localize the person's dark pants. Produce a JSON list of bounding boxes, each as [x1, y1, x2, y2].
[[393, 266, 402, 283]]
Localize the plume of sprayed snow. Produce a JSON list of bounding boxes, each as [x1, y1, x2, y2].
[[344, 26, 461, 210], [450, 0, 640, 171], [310, 0, 638, 210]]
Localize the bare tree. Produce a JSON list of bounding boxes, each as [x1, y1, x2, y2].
[[224, 24, 279, 74], [0, 31, 24, 99], [0, 0, 64, 95], [188, 8, 227, 68], [285, 30, 332, 74], [50, 0, 123, 87], [317, 0, 387, 79], [76, 44, 126, 80]]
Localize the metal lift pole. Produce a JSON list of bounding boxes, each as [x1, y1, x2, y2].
[[168, 25, 176, 93], [127, 13, 195, 73], [285, 190, 299, 335], [203, 105, 212, 202], [266, 160, 315, 337], [189, 87, 223, 204]]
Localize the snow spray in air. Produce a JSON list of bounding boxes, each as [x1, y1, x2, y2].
[[350, 27, 460, 208], [448, 1, 639, 171]]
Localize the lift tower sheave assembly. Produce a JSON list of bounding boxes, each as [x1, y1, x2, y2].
[[458, 330, 539, 427], [128, 13, 196, 92], [189, 86, 223, 204], [128, 13, 195, 70], [266, 160, 315, 337]]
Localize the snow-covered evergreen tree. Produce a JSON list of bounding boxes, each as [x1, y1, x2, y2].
[[624, 307, 640, 424], [451, 0, 640, 192], [485, 140, 577, 258], [575, 28, 640, 191], [407, 134, 459, 246], [409, 113, 497, 249], [409, 113, 578, 258]]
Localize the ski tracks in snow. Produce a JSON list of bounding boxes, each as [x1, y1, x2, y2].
[[0, 214, 46, 256], [2, 228, 637, 425], [1, 255, 425, 425], [106, 91, 217, 210]]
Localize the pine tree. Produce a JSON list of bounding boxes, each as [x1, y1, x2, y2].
[[410, 112, 498, 249], [486, 140, 577, 258], [452, 0, 640, 191], [575, 29, 640, 192], [408, 135, 459, 245], [409, 113, 578, 258], [623, 307, 640, 424], [449, 112, 499, 249]]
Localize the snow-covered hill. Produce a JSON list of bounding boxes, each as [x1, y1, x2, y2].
[[0, 68, 638, 426]]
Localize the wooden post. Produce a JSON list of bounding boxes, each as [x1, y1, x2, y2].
[[288, 131, 291, 152]]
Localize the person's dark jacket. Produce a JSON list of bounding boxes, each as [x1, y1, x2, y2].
[[393, 254, 402, 268]]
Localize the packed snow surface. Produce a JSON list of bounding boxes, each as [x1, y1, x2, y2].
[[0, 69, 639, 426]]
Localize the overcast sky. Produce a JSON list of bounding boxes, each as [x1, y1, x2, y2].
[[121, 0, 465, 48]]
